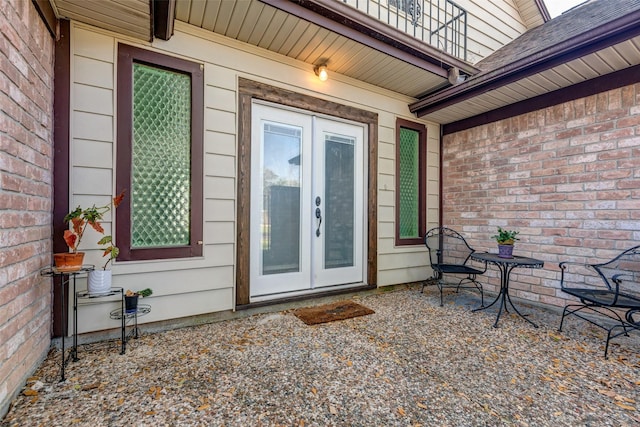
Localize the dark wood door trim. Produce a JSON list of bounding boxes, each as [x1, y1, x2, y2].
[[236, 78, 378, 306]]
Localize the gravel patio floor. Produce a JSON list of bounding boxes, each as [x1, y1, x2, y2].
[[2, 285, 639, 426]]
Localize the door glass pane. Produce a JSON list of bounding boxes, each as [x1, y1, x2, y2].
[[399, 127, 419, 239], [262, 123, 301, 275], [131, 63, 191, 248], [324, 135, 355, 269]]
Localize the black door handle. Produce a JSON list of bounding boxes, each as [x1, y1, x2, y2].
[[315, 207, 322, 236]]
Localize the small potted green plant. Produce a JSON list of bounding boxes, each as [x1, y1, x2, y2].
[[87, 234, 121, 294], [125, 288, 153, 313], [492, 227, 519, 258], [71, 191, 126, 293], [55, 190, 126, 272]]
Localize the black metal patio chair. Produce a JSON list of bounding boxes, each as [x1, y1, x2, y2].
[[422, 227, 486, 307], [558, 245, 640, 358]]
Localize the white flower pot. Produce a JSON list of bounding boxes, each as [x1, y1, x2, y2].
[[87, 270, 112, 294]]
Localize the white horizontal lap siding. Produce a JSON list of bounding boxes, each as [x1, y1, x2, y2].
[[164, 23, 441, 289], [71, 28, 117, 271], [455, 0, 528, 62], [70, 19, 445, 331], [70, 26, 118, 335], [376, 116, 438, 287], [69, 23, 238, 335], [203, 67, 237, 302], [426, 123, 440, 227], [377, 117, 396, 285]]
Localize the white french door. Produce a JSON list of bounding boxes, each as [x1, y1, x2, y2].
[[250, 102, 365, 298]]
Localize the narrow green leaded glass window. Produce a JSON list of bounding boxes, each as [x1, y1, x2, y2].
[[132, 63, 191, 248], [398, 127, 420, 239]]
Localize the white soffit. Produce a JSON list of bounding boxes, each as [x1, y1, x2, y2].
[[53, 0, 150, 41], [423, 36, 640, 124]]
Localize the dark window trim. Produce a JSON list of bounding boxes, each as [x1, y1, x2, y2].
[[395, 118, 426, 246], [116, 43, 204, 261]]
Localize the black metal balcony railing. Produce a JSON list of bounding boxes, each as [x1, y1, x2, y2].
[[342, 0, 468, 61]]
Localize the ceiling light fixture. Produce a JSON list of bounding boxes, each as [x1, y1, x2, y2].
[[314, 65, 328, 81]]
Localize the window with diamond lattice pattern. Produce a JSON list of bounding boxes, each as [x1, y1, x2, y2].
[[132, 64, 191, 248], [395, 119, 426, 246], [116, 44, 203, 261]]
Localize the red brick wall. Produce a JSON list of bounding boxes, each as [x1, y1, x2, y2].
[[442, 83, 640, 308], [0, 0, 55, 417]]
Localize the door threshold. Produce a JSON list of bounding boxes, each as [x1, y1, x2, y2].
[[239, 284, 376, 311]]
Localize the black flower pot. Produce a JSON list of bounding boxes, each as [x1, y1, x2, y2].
[[125, 295, 139, 313]]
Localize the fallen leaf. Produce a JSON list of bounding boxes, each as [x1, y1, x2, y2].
[[23, 389, 38, 397], [548, 333, 563, 342], [597, 389, 617, 398], [614, 402, 636, 411], [398, 407, 406, 416], [311, 387, 317, 394], [197, 404, 210, 411], [346, 361, 353, 367], [416, 402, 428, 410], [81, 383, 100, 391], [614, 395, 635, 404], [329, 405, 337, 415]]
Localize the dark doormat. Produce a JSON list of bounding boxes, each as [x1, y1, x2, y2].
[[293, 300, 375, 325]]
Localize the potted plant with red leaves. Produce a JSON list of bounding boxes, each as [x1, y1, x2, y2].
[[55, 190, 126, 275]]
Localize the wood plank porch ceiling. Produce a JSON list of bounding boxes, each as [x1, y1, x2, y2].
[[47, 0, 640, 127], [48, 0, 476, 100], [174, 0, 469, 98]]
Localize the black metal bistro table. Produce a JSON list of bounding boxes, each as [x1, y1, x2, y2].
[[470, 252, 544, 328]]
